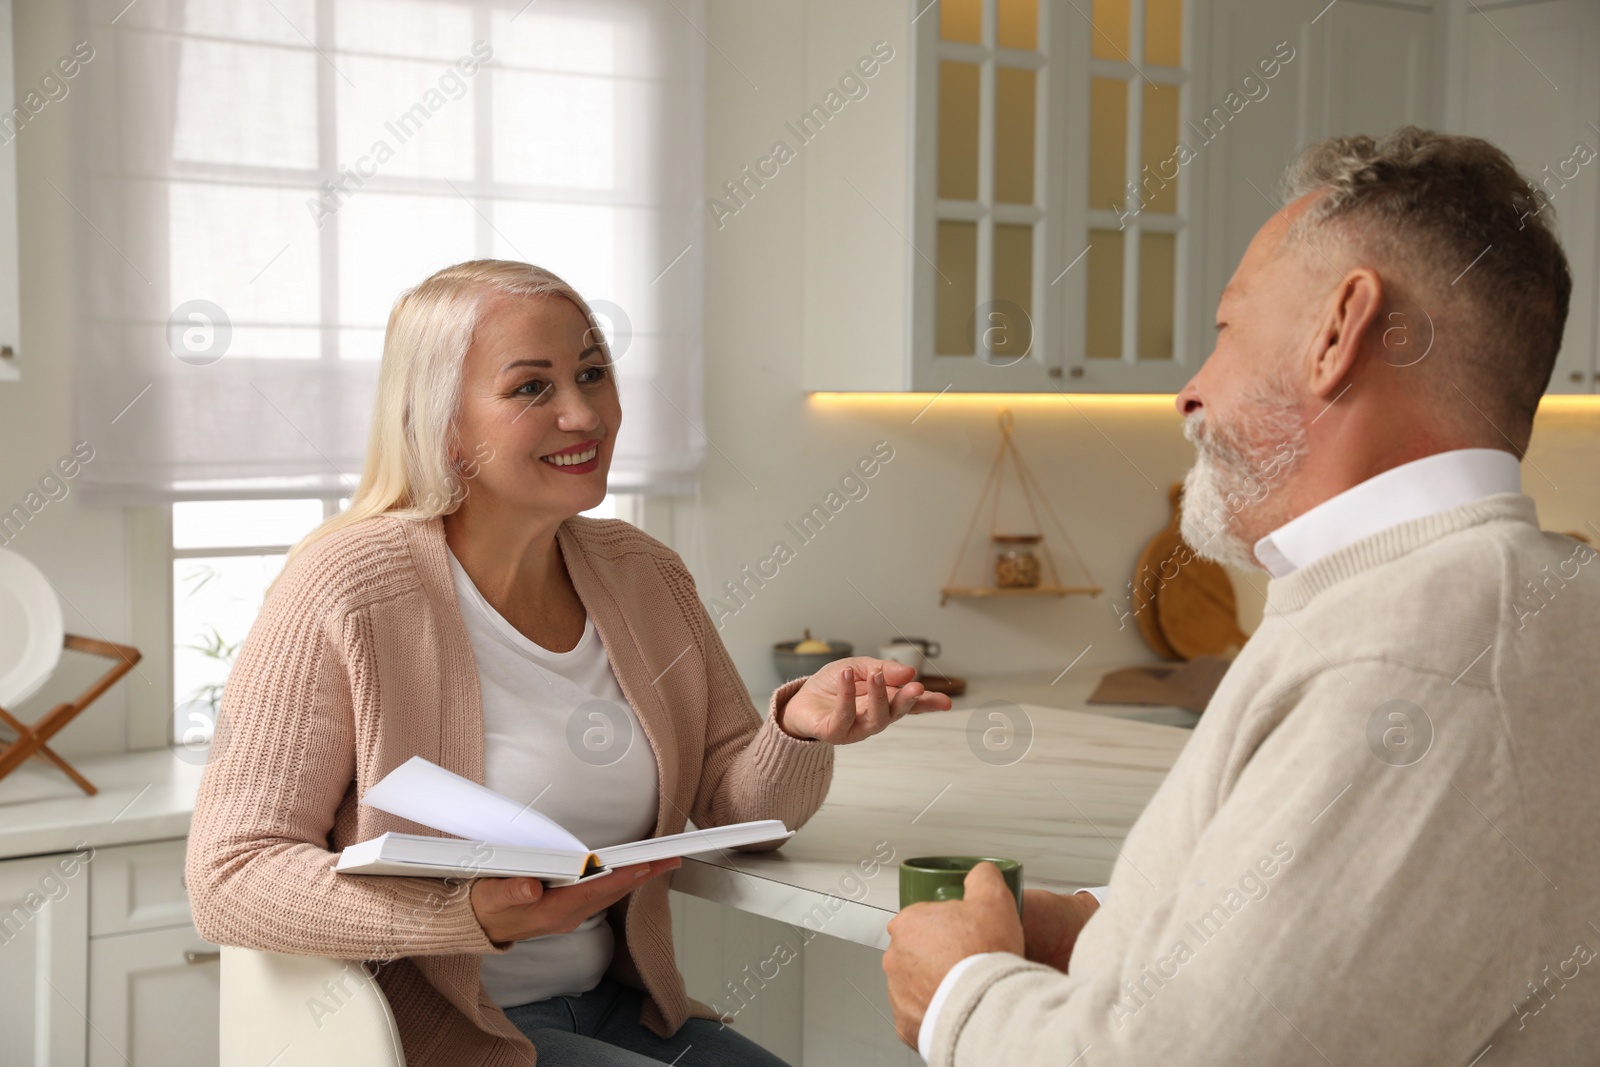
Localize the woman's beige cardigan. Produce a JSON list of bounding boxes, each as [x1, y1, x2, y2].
[[185, 514, 835, 1066]]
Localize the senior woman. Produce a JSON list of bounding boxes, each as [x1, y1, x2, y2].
[[185, 260, 948, 1067]]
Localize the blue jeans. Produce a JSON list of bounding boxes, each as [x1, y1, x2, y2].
[[503, 978, 793, 1066]]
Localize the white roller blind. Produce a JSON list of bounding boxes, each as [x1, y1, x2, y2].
[[72, 0, 706, 502]]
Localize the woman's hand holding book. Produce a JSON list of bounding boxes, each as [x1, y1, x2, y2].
[[469, 857, 682, 945]]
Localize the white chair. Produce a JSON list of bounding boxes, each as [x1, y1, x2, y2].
[[220, 946, 407, 1067]]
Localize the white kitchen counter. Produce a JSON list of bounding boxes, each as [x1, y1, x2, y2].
[[0, 671, 1196, 952], [0, 746, 206, 860], [945, 670, 1203, 730], [671, 674, 1194, 950]]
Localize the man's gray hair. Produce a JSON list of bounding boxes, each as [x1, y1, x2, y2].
[[1279, 126, 1571, 444]]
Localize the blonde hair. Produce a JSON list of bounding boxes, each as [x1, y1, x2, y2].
[[283, 259, 606, 570]]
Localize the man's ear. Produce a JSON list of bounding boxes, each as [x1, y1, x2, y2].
[[1308, 268, 1384, 398]]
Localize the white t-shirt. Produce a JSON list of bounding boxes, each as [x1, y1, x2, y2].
[[448, 550, 659, 1009]]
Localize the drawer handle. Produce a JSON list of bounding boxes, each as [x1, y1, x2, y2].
[[185, 950, 221, 965]]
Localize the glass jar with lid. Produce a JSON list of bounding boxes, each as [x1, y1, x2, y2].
[[993, 534, 1043, 588]]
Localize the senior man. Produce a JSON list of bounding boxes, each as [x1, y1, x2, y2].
[[885, 126, 1600, 1065]]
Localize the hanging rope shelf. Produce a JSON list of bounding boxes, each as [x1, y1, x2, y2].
[[940, 408, 1102, 607]]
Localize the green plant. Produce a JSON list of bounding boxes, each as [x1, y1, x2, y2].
[[181, 623, 241, 716]]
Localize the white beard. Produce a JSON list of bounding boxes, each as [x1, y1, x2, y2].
[[1179, 391, 1307, 572]]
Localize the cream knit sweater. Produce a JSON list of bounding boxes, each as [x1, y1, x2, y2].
[[185, 514, 835, 1067], [927, 493, 1600, 1065]]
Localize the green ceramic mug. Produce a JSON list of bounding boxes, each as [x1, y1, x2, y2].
[[900, 856, 1023, 914]]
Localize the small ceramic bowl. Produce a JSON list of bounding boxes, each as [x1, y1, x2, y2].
[[772, 639, 852, 683]]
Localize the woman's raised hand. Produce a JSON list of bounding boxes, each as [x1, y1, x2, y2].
[[469, 858, 681, 945], [776, 659, 952, 745]]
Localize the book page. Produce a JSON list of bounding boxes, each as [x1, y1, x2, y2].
[[359, 756, 589, 852]]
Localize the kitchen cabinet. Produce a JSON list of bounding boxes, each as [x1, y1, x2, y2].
[[1450, 0, 1600, 393], [0, 851, 90, 1066], [88, 923, 221, 1067], [1194, 0, 1436, 383], [0, 836, 219, 1067], [802, 0, 1599, 396], [87, 839, 221, 1067]]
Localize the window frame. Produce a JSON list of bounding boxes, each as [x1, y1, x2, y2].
[[165, 495, 341, 747], [145, 493, 639, 748]]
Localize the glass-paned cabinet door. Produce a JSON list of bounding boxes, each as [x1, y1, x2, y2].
[[913, 0, 1059, 391], [1081, 0, 1191, 385], [912, 0, 1199, 392]]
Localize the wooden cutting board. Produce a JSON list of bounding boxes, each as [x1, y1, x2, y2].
[[1089, 655, 1234, 713], [1132, 483, 1250, 661]]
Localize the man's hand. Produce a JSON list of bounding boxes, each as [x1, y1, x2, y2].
[[883, 862, 1025, 1049], [1021, 888, 1100, 973]]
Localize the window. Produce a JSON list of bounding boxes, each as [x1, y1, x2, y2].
[[913, 0, 1194, 390], [74, 0, 707, 502], [172, 499, 332, 747], [171, 494, 630, 744]]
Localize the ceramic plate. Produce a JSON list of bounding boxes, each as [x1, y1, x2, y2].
[[0, 548, 65, 708]]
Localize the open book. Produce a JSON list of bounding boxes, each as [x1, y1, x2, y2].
[[334, 755, 793, 885]]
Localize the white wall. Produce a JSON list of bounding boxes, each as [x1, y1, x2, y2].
[[0, 0, 135, 757], [677, 0, 1600, 699], [2, 0, 1598, 761]]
